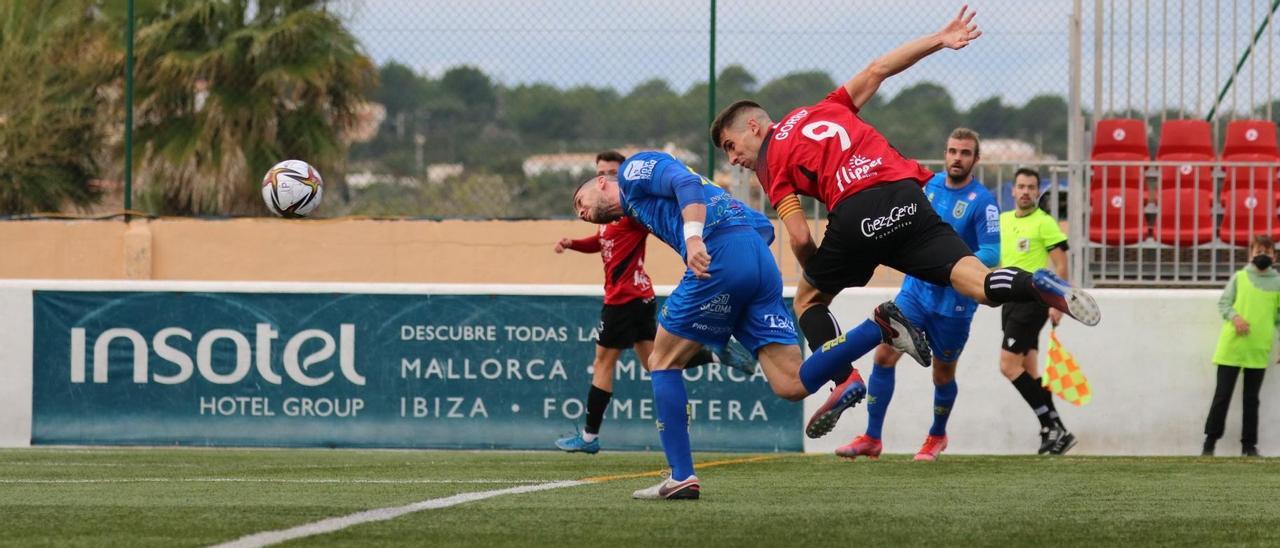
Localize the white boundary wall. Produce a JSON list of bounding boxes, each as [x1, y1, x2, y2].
[[0, 285, 33, 447], [0, 280, 1274, 456], [816, 288, 1279, 457]]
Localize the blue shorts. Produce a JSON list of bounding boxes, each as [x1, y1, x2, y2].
[[659, 226, 798, 356], [894, 290, 973, 363]]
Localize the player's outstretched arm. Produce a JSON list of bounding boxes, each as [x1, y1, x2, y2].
[[559, 234, 602, 254], [843, 4, 982, 109], [777, 195, 817, 265]]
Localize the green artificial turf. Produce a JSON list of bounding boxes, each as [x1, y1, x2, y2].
[[2, 448, 1278, 547]]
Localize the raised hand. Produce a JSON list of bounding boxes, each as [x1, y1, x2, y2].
[[939, 4, 982, 50]]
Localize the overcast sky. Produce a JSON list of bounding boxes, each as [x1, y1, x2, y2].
[[340, 1, 1279, 114]]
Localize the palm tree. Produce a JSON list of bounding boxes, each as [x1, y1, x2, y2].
[[131, 0, 375, 215], [0, 0, 115, 215]]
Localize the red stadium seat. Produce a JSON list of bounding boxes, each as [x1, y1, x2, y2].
[[1222, 120, 1280, 192], [1155, 120, 1215, 193], [1091, 119, 1149, 191], [1094, 119, 1151, 155], [1154, 188, 1214, 246], [1089, 187, 1147, 245], [1220, 188, 1280, 247]]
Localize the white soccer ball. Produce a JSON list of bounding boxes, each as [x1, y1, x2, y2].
[[262, 159, 324, 218]]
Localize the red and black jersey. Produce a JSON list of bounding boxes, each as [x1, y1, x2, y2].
[[567, 216, 654, 305], [757, 86, 934, 211]]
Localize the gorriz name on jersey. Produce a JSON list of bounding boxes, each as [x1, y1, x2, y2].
[[773, 109, 810, 140]]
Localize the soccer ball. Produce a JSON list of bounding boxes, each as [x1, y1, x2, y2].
[[262, 159, 323, 218]]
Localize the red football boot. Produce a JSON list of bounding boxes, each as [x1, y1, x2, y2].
[[835, 434, 883, 460], [805, 369, 867, 439], [914, 434, 949, 461]]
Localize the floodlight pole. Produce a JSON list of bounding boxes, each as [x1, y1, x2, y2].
[[1069, 0, 1087, 286], [706, 0, 716, 178], [124, 0, 135, 217]]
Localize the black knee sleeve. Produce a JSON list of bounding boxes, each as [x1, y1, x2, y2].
[[798, 304, 841, 352], [799, 304, 850, 385], [985, 267, 1035, 304]]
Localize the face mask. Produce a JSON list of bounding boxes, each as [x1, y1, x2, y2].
[[1252, 254, 1273, 270]]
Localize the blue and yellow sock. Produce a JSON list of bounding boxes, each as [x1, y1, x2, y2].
[[799, 320, 881, 394], [865, 363, 896, 440], [651, 369, 694, 481], [929, 380, 958, 436]]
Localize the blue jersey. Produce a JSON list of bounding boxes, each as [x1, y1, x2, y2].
[[617, 152, 774, 256], [899, 173, 1000, 318], [617, 152, 795, 355]]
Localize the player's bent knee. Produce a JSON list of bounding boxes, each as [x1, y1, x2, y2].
[[933, 361, 957, 384], [771, 381, 808, 402], [648, 359, 682, 371], [752, 344, 807, 400], [794, 282, 833, 314], [872, 343, 901, 366], [647, 349, 690, 371]]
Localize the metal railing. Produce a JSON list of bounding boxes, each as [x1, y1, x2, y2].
[[732, 160, 1072, 285], [736, 154, 1280, 288], [1085, 159, 1280, 286]]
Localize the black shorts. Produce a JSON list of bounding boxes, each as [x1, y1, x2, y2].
[[597, 297, 657, 349], [803, 179, 974, 295], [1001, 301, 1049, 354]]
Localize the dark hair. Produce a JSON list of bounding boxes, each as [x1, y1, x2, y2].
[[1252, 235, 1275, 250], [948, 127, 981, 157], [595, 150, 625, 164], [571, 174, 615, 209], [572, 177, 595, 201], [710, 100, 765, 147], [1014, 168, 1041, 187]]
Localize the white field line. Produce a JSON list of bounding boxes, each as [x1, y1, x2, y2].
[[0, 462, 199, 467], [210, 480, 587, 548], [0, 461, 462, 469], [0, 477, 560, 485]]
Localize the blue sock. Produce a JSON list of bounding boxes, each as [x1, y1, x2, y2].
[[929, 380, 958, 436], [650, 370, 694, 481], [799, 320, 881, 394], [865, 364, 896, 440]]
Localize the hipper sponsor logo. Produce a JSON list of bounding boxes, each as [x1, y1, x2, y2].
[[69, 324, 366, 386], [835, 155, 884, 192]]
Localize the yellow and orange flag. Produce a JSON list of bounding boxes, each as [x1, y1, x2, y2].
[[1042, 328, 1092, 406]]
